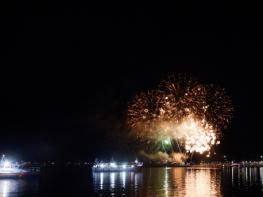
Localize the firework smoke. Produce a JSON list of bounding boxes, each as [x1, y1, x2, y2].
[[140, 150, 187, 164], [127, 74, 233, 161]]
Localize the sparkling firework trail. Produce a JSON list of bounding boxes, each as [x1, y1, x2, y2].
[[127, 74, 233, 158]]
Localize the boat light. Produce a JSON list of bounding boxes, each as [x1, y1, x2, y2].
[[3, 160, 11, 168], [110, 163, 117, 168]]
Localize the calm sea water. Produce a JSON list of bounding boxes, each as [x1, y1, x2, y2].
[[0, 167, 262, 196]]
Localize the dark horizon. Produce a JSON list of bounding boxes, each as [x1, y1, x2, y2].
[[1, 2, 263, 161]]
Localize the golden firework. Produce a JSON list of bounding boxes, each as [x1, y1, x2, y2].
[[127, 74, 233, 156]]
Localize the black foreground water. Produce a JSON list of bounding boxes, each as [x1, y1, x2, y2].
[[0, 167, 262, 196]]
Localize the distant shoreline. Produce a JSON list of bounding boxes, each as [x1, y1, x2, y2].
[[142, 162, 263, 168]]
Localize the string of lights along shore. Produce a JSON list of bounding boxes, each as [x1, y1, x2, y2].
[[127, 74, 233, 162]]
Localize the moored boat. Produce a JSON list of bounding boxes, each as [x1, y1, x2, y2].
[[92, 159, 143, 172], [0, 155, 40, 178]]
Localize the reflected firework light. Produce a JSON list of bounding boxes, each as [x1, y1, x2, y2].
[[127, 74, 233, 159]]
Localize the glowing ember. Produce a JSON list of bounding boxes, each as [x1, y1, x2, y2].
[[178, 115, 216, 154], [127, 74, 233, 160]]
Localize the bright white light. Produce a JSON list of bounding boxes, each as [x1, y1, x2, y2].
[[2, 181, 9, 197], [110, 163, 117, 168], [3, 161, 11, 168], [99, 164, 105, 168], [131, 165, 134, 168], [121, 172, 126, 187], [100, 173, 104, 189], [0, 156, 25, 174], [122, 164, 126, 169]]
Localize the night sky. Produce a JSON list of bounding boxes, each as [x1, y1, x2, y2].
[[1, 2, 263, 161]]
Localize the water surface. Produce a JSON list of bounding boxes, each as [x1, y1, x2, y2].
[[0, 167, 262, 196]]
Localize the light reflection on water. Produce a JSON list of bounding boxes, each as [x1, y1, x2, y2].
[[0, 167, 262, 196], [93, 168, 221, 197], [0, 179, 38, 197], [93, 167, 263, 197], [223, 166, 263, 187], [260, 167, 263, 186], [93, 171, 142, 196], [184, 169, 221, 197]]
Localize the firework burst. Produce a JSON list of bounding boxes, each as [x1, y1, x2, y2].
[[127, 90, 167, 139], [127, 74, 233, 159]]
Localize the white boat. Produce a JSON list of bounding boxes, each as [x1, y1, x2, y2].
[[92, 159, 143, 172], [0, 155, 40, 178]]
